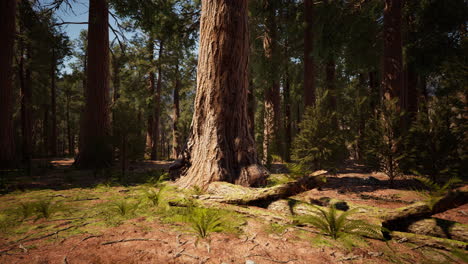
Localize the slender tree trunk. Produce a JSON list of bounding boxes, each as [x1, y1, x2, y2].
[[43, 105, 49, 157], [50, 49, 58, 157], [382, 0, 403, 104], [262, 2, 281, 165], [303, 0, 315, 108], [146, 36, 155, 155], [20, 37, 33, 166], [174, 0, 268, 189], [171, 63, 181, 159], [283, 69, 292, 162], [325, 57, 337, 128], [75, 0, 112, 169], [66, 92, 74, 155], [151, 41, 164, 160], [0, 0, 17, 168]]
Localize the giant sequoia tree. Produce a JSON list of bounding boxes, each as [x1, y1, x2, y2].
[[175, 0, 268, 189], [75, 0, 112, 168], [0, 0, 17, 168]]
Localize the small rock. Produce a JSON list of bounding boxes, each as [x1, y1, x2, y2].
[[332, 201, 349, 211], [245, 260, 256, 264], [368, 251, 384, 257], [365, 176, 380, 185], [397, 237, 408, 243]]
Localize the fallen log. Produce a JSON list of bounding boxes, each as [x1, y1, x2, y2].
[[169, 198, 467, 251], [406, 218, 468, 243], [196, 170, 327, 206], [390, 231, 467, 251], [381, 190, 468, 231]]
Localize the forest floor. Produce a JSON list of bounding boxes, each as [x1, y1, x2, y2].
[[0, 159, 466, 264]]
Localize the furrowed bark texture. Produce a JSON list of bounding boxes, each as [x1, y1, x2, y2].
[[75, 0, 112, 168], [151, 41, 164, 160], [176, 0, 268, 189], [171, 64, 181, 159], [0, 0, 17, 168], [146, 36, 155, 155]]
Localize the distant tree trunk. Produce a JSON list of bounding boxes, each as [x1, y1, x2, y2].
[[303, 0, 315, 108], [368, 71, 380, 112], [325, 57, 337, 127], [43, 105, 49, 157], [112, 55, 121, 102], [146, 36, 155, 155], [0, 0, 17, 168], [171, 63, 181, 159], [151, 41, 164, 160], [356, 74, 367, 160], [283, 69, 292, 162], [174, 0, 268, 189], [19, 37, 33, 166], [75, 0, 112, 169], [248, 72, 256, 138], [382, 0, 403, 104], [78, 35, 88, 155], [50, 49, 58, 157], [262, 1, 281, 165], [66, 92, 74, 155]]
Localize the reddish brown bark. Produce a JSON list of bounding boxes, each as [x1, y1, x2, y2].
[[0, 0, 17, 168], [175, 0, 268, 189], [262, 1, 281, 164], [303, 0, 315, 108], [382, 0, 403, 103], [150, 41, 164, 160], [75, 0, 112, 169], [171, 63, 181, 159], [19, 36, 33, 163], [50, 49, 58, 157], [146, 36, 155, 154]]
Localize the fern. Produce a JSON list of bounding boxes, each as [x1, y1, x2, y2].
[[301, 205, 382, 240], [187, 207, 223, 238], [415, 176, 461, 209], [143, 187, 165, 207], [110, 199, 140, 216], [18, 202, 35, 221], [35, 199, 61, 219]]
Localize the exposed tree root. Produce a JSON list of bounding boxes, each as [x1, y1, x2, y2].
[[196, 170, 327, 206]]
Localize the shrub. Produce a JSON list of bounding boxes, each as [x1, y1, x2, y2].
[[362, 99, 405, 185], [292, 104, 348, 172], [403, 97, 466, 181]]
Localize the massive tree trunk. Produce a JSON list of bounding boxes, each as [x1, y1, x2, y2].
[[150, 41, 164, 160], [262, 1, 281, 165], [174, 0, 268, 189], [146, 36, 155, 155], [303, 0, 315, 108], [50, 49, 58, 157], [75, 0, 112, 169], [0, 0, 17, 168], [171, 63, 181, 159], [382, 0, 403, 103]]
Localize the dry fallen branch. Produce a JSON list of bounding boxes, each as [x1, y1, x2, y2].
[[101, 238, 161, 245]]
